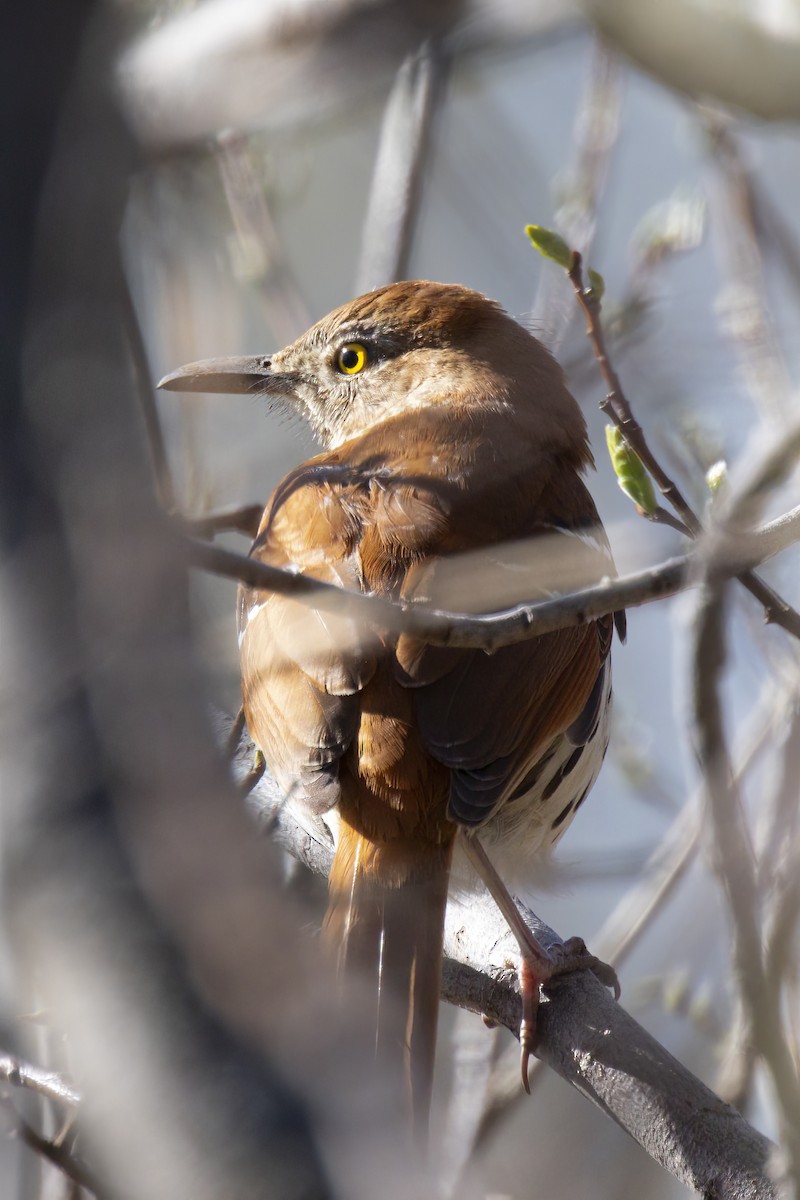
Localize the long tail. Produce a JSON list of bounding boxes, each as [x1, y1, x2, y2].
[[323, 815, 453, 1141]]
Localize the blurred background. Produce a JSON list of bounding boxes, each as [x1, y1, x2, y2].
[[5, 0, 800, 1196]]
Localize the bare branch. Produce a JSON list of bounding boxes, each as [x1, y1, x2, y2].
[[691, 421, 800, 1186], [121, 274, 177, 516], [567, 249, 800, 639], [185, 500, 800, 649], [692, 579, 800, 1187], [7, 1107, 102, 1198], [568, 250, 700, 530]]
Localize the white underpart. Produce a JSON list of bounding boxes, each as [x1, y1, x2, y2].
[[452, 664, 613, 893]]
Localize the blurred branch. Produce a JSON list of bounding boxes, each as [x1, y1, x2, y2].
[[582, 0, 800, 121], [0, 1053, 80, 1109], [227, 713, 780, 1199], [702, 111, 793, 424], [356, 40, 449, 292], [185, 498, 800, 648], [5, 1106, 101, 1199], [121, 276, 177, 515], [214, 129, 311, 346], [119, 0, 572, 151], [692, 582, 800, 1190], [762, 702, 800, 1027], [691, 425, 800, 1190], [124, 278, 266, 540], [439, 1010, 498, 1197], [533, 38, 622, 352], [566, 249, 800, 640], [120, 0, 464, 149]]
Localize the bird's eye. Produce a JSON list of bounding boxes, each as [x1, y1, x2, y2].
[[335, 342, 369, 375]]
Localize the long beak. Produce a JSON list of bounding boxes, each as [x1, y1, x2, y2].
[[158, 355, 274, 394]]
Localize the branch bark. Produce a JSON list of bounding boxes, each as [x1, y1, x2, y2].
[[186, 499, 800, 650]]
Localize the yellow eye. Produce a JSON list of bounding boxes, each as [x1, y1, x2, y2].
[[335, 342, 369, 375]]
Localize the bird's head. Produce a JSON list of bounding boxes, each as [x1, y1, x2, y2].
[[159, 280, 586, 455]]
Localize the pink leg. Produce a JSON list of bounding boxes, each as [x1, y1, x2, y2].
[[460, 833, 620, 1091]]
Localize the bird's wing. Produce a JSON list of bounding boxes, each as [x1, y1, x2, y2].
[[239, 466, 378, 815], [393, 490, 618, 828]]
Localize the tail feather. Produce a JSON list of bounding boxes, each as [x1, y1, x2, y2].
[[323, 817, 453, 1139]]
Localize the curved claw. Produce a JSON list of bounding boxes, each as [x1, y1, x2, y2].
[[519, 957, 541, 1095], [551, 937, 621, 1000], [520, 1041, 532, 1095]]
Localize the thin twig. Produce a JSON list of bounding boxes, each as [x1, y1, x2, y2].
[[567, 249, 800, 640], [532, 39, 622, 352], [0, 1096, 99, 1197], [173, 504, 263, 540], [692, 578, 800, 1187], [569, 251, 702, 533], [17, 1122, 99, 1196], [185, 500, 800, 650], [757, 697, 800, 1086]]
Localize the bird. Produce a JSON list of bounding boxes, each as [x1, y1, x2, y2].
[[160, 280, 624, 1140]]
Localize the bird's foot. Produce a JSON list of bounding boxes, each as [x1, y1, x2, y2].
[[238, 749, 266, 797], [549, 936, 621, 998], [518, 936, 620, 1093], [226, 706, 266, 796], [458, 831, 620, 1092]]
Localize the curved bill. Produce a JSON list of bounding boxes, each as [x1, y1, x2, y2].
[[158, 355, 274, 394]]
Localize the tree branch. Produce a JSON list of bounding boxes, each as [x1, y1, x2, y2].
[[9, 1107, 102, 1198], [690, 419, 800, 1190], [185, 499, 800, 650]]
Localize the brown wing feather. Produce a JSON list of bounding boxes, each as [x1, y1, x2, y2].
[[239, 476, 378, 813], [386, 455, 617, 829]]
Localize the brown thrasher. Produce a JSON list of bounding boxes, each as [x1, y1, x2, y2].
[[161, 280, 623, 1137]]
